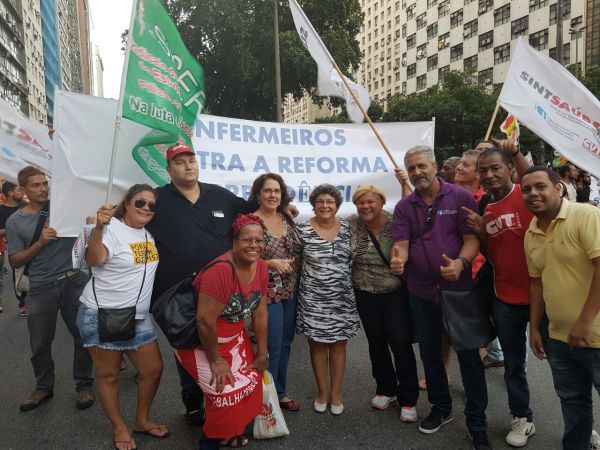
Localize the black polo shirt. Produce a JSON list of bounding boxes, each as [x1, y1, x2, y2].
[[146, 182, 251, 299]]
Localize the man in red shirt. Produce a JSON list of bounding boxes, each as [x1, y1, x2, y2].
[[463, 145, 535, 448]]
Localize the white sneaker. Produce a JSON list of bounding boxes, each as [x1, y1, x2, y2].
[[400, 406, 418, 423], [590, 430, 600, 449], [371, 395, 396, 410], [506, 417, 536, 447]]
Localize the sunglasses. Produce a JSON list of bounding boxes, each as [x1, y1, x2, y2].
[[134, 199, 157, 212], [425, 206, 436, 225]]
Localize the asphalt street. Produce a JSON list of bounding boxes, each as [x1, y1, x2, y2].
[[0, 268, 597, 450]]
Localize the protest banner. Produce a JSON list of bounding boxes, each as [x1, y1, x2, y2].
[[0, 98, 52, 182], [50, 91, 434, 237], [499, 38, 600, 178]]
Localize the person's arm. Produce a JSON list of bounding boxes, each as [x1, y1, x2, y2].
[[390, 240, 409, 275], [8, 224, 57, 268], [85, 205, 112, 267], [196, 292, 231, 393], [246, 295, 269, 373], [440, 233, 480, 281], [461, 206, 487, 245], [495, 139, 531, 181], [0, 228, 6, 239], [266, 258, 294, 274], [394, 168, 413, 198], [568, 257, 600, 347], [529, 276, 546, 360]]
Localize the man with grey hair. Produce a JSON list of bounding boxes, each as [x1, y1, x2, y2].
[[440, 156, 461, 184], [390, 146, 490, 449]]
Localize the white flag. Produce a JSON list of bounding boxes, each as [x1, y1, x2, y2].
[[498, 38, 600, 178], [289, 0, 370, 123]]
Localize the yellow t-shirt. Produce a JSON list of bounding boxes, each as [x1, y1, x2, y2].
[[525, 200, 600, 347]]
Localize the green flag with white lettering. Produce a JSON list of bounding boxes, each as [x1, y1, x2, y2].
[[122, 0, 205, 185]]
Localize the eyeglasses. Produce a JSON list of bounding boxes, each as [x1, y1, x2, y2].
[[315, 199, 337, 206], [236, 238, 265, 245], [425, 206, 436, 225], [134, 199, 157, 212], [261, 188, 281, 195]]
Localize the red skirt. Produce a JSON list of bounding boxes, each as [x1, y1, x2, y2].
[[175, 330, 262, 439]]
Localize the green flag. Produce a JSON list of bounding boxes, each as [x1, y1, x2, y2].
[[122, 0, 205, 185]]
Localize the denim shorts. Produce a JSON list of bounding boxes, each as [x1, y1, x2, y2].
[[76, 303, 157, 350]]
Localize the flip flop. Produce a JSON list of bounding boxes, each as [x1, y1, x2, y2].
[[220, 435, 249, 448], [133, 426, 170, 439]]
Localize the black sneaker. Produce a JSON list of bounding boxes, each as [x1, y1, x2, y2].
[[185, 408, 205, 426], [469, 430, 493, 450], [418, 407, 453, 434]]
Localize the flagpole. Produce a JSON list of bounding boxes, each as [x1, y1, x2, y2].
[[329, 59, 400, 169], [106, 0, 139, 204], [484, 102, 501, 141]]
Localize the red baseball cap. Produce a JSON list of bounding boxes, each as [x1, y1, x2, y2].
[[166, 143, 195, 160]]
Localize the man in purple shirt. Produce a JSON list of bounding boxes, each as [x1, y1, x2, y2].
[[390, 146, 490, 450]]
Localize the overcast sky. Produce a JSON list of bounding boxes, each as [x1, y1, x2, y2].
[[88, 0, 134, 99]]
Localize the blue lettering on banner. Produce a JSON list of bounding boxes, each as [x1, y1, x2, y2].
[[224, 181, 364, 204], [195, 118, 347, 147]]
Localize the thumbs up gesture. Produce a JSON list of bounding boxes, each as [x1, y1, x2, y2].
[[390, 245, 407, 276], [440, 253, 464, 281]]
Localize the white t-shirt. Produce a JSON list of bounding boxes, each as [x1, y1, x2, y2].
[[80, 219, 159, 318]]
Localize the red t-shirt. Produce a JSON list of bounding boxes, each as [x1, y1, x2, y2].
[[484, 184, 533, 305], [193, 253, 268, 336]]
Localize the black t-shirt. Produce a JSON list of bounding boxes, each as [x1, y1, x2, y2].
[[0, 204, 20, 229], [146, 182, 251, 299]]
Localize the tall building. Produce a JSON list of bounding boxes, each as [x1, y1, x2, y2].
[[77, 0, 91, 95], [22, 0, 47, 123], [283, 94, 341, 124], [586, 0, 599, 68], [0, 0, 28, 115], [92, 43, 103, 97], [358, 0, 586, 101], [40, 0, 61, 123]]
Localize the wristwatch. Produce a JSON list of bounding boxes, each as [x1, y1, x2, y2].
[[457, 256, 471, 271], [257, 353, 270, 361]]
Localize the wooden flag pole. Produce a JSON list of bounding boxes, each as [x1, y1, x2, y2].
[[484, 102, 501, 141], [329, 59, 400, 169]]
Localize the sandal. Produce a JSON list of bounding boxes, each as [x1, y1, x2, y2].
[[220, 435, 249, 448], [133, 425, 170, 439]]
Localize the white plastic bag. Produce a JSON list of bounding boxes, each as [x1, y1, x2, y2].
[[253, 370, 289, 439]]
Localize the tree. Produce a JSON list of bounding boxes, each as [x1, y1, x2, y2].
[[312, 99, 384, 124], [165, 0, 363, 121]]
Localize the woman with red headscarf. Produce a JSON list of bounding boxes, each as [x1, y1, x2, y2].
[[175, 214, 269, 449]]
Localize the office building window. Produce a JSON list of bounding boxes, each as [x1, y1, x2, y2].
[[407, 63, 416, 79], [417, 74, 427, 91], [478, 0, 493, 15], [439, 65, 450, 83], [494, 43, 510, 63], [427, 54, 438, 71], [479, 31, 493, 51], [511, 16, 528, 39], [407, 3, 416, 19], [450, 43, 463, 62], [494, 4, 510, 26], [464, 55, 478, 72], [407, 33, 416, 49], [402, 23, 406, 38], [438, 32, 450, 50], [417, 12, 427, 29], [427, 0, 438, 8], [464, 19, 478, 39], [438, 0, 449, 18], [427, 22, 438, 39], [478, 68, 493, 86], [402, 82, 407, 94], [529, 0, 547, 12], [571, 16, 583, 28], [529, 29, 549, 50], [450, 9, 463, 28]]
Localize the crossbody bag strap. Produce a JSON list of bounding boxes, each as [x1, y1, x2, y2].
[[24, 202, 49, 276], [366, 226, 389, 266], [200, 258, 236, 283]]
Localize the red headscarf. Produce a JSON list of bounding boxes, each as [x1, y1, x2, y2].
[[231, 214, 263, 236]]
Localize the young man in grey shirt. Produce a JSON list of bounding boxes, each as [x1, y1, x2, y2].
[[6, 166, 94, 412]]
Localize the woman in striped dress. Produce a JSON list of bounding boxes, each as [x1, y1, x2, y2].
[[294, 184, 359, 416]]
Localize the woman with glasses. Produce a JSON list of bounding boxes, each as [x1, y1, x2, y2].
[[175, 214, 269, 449], [294, 184, 359, 415], [76, 184, 167, 450], [248, 173, 300, 412], [348, 184, 419, 422]]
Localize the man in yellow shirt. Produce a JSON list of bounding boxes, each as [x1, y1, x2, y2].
[[522, 166, 600, 450]]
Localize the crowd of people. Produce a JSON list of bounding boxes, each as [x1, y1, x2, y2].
[[0, 139, 599, 450]]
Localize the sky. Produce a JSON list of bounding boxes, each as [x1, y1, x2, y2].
[[88, 0, 134, 99]]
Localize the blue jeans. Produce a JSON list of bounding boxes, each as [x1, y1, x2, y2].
[[493, 299, 533, 420], [545, 337, 600, 450], [410, 294, 488, 431], [267, 297, 297, 400]]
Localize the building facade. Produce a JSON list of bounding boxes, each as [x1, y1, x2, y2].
[[22, 0, 47, 122], [40, 0, 60, 123], [283, 93, 341, 124], [0, 0, 28, 115]]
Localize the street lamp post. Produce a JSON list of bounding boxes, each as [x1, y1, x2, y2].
[[274, 0, 283, 122], [569, 26, 587, 78]]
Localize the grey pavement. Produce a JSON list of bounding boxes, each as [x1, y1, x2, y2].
[[0, 270, 596, 450]]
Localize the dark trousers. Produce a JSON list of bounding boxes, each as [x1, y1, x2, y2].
[[175, 354, 204, 412], [26, 272, 93, 390], [493, 298, 533, 420], [267, 297, 297, 400], [545, 337, 600, 450], [409, 294, 488, 431], [356, 288, 418, 406]]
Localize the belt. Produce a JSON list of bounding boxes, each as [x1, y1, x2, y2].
[[55, 269, 80, 281]]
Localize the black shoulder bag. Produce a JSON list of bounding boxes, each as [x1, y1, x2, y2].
[[14, 202, 49, 294], [93, 232, 148, 343], [152, 258, 235, 349], [411, 203, 494, 351]]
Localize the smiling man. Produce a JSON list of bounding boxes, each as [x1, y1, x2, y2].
[[389, 146, 490, 449], [6, 166, 94, 412], [522, 166, 600, 450]]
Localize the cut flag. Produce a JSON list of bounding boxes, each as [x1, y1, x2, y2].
[[289, 0, 370, 123], [500, 114, 520, 144]]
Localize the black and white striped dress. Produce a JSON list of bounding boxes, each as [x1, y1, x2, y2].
[[293, 218, 359, 343]]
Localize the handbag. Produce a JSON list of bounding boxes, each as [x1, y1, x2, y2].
[[411, 203, 494, 351], [253, 371, 289, 439], [93, 232, 148, 343], [14, 202, 49, 294], [152, 259, 234, 349]]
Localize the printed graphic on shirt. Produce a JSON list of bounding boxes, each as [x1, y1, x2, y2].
[[129, 241, 159, 264], [485, 212, 523, 235]]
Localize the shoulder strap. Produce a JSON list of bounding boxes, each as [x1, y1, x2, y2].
[[366, 226, 389, 266], [200, 258, 236, 283], [24, 202, 49, 276]]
